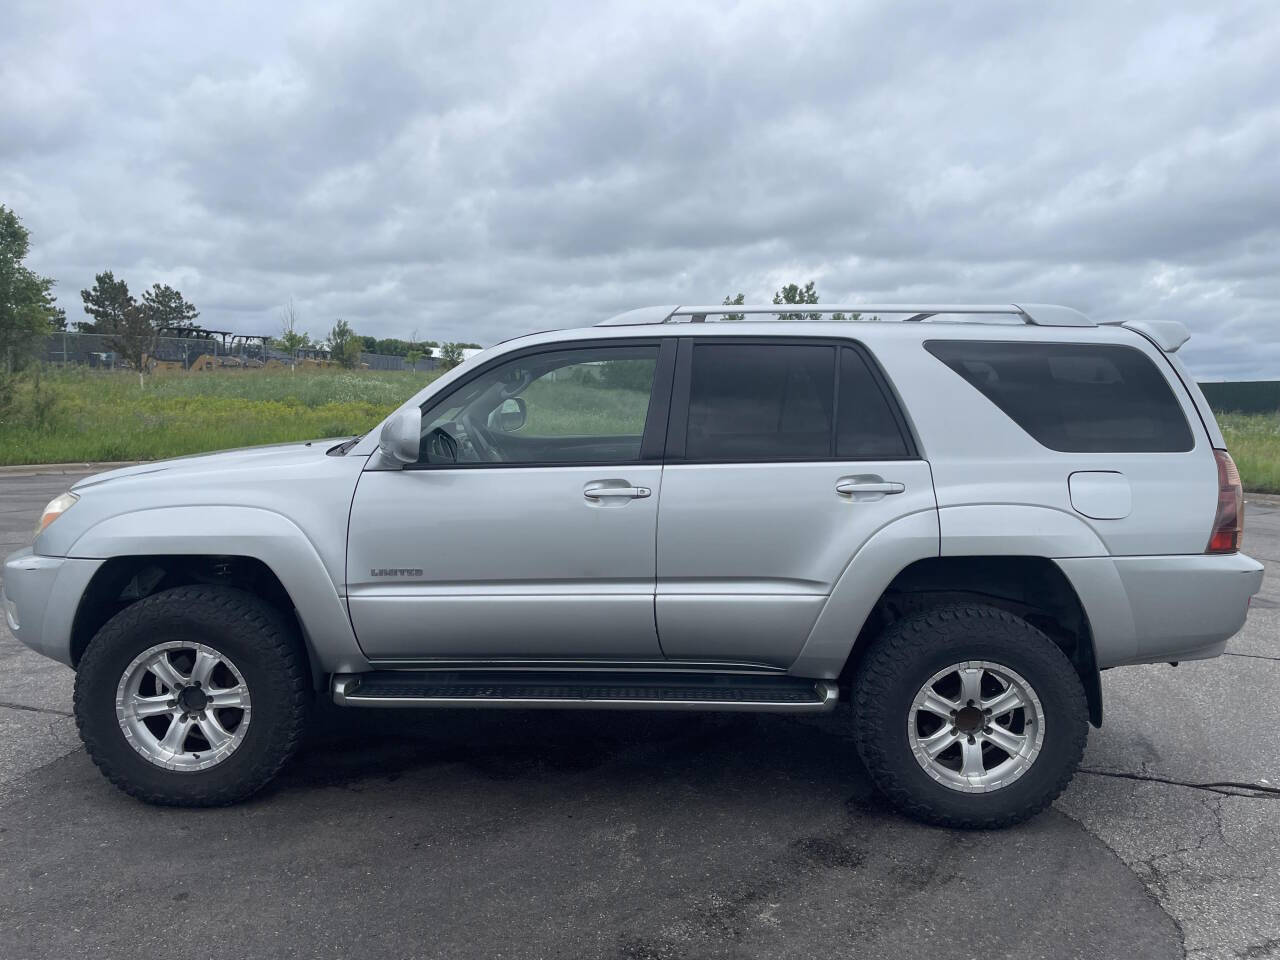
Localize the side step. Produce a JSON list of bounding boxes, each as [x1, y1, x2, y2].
[[332, 670, 839, 713]]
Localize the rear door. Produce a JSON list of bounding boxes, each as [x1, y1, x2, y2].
[[654, 337, 937, 667]]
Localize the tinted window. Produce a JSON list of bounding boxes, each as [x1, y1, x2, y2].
[[418, 345, 658, 465], [838, 348, 910, 458], [686, 344, 834, 460], [925, 341, 1193, 452]]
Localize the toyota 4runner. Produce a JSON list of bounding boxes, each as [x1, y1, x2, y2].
[[3, 303, 1264, 827]]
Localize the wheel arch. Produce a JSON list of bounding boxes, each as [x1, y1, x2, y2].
[[69, 555, 303, 675], [64, 506, 365, 685], [841, 556, 1103, 727], [791, 502, 1103, 727]]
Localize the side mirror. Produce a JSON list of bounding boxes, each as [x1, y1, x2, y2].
[[378, 407, 422, 464], [488, 397, 527, 433]]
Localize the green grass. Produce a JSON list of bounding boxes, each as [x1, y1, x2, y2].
[[520, 379, 650, 436], [1219, 412, 1280, 494], [0, 367, 439, 464]]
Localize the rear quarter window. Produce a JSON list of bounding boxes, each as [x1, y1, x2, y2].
[[924, 340, 1194, 453]]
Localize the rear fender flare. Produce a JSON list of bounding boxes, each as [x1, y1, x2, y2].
[[789, 509, 940, 678]]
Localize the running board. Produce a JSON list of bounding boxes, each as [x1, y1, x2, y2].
[[332, 670, 839, 713]]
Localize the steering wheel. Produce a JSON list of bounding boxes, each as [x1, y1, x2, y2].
[[458, 411, 506, 462], [423, 426, 459, 463]]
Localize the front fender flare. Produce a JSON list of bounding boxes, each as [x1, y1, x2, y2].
[[68, 505, 365, 674]]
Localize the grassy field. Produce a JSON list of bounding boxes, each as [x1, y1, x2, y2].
[[0, 367, 439, 464], [2, 368, 1278, 493], [1219, 412, 1280, 495]]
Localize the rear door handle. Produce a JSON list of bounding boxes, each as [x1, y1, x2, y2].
[[584, 482, 652, 500], [835, 479, 905, 496]]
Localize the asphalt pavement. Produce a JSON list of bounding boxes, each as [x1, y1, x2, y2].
[[1, 466, 1276, 960]]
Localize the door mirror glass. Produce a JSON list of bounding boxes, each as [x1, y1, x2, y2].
[[378, 407, 422, 464], [488, 397, 527, 433]]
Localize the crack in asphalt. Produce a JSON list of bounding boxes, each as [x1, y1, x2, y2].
[[1225, 651, 1280, 662], [1080, 768, 1280, 800], [0, 700, 73, 718]]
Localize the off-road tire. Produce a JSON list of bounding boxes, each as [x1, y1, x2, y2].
[[852, 602, 1088, 829], [74, 585, 309, 806]]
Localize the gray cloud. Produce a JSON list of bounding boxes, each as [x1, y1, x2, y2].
[[3, 0, 1278, 377]]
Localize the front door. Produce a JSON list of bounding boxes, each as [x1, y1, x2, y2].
[[347, 339, 674, 661], [655, 338, 936, 667]]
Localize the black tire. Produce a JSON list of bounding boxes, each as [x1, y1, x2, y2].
[[852, 602, 1088, 829], [74, 585, 310, 807]]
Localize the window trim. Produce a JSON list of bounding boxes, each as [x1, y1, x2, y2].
[[402, 337, 677, 471], [923, 338, 1195, 454], [665, 336, 919, 464]]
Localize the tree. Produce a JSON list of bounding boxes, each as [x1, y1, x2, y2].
[[722, 292, 745, 322], [79, 272, 157, 386], [773, 281, 821, 321], [439, 342, 466, 369], [326, 319, 361, 368], [720, 283, 864, 323], [0, 206, 62, 403], [141, 283, 200, 331], [409, 328, 436, 359], [404, 348, 424, 370], [77, 270, 133, 333], [338, 338, 363, 368], [273, 298, 310, 354]]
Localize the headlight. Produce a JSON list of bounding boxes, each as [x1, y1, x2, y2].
[[36, 491, 79, 537]]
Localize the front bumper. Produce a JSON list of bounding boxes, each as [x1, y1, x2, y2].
[[3, 547, 102, 666]]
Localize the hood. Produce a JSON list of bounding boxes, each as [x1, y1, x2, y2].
[[71, 438, 352, 491]]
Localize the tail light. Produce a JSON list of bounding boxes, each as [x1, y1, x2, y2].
[[1206, 449, 1243, 554]]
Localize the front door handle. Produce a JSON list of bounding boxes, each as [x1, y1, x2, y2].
[[584, 482, 652, 500], [835, 478, 905, 496]]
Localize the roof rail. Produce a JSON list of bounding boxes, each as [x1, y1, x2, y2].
[[596, 302, 1094, 328]]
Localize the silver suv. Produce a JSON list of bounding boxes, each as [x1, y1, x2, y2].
[[3, 303, 1264, 827]]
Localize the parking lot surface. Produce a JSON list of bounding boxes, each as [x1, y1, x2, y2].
[[2, 467, 1277, 959]]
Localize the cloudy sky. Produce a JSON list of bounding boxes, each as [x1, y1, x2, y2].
[[3, 1, 1278, 377]]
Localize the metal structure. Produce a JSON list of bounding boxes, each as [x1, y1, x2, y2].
[[597, 303, 1095, 327]]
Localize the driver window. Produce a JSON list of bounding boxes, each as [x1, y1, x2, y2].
[[417, 345, 659, 465]]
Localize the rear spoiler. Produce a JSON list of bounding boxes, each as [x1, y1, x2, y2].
[[1118, 320, 1191, 353]]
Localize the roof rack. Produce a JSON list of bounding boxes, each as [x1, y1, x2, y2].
[[596, 303, 1094, 328]]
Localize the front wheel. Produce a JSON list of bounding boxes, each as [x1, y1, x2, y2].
[[852, 603, 1088, 829], [74, 585, 309, 806]]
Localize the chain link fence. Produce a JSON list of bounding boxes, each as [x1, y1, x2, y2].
[[41, 332, 441, 373]]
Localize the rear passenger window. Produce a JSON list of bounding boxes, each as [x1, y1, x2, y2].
[[838, 348, 910, 458], [925, 341, 1193, 452], [686, 344, 834, 460], [682, 342, 913, 461]]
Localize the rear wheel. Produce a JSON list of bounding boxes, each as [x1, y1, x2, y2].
[[74, 585, 309, 806], [852, 603, 1088, 828]]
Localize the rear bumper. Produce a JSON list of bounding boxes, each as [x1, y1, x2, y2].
[[3, 547, 102, 666], [1056, 552, 1265, 668]]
